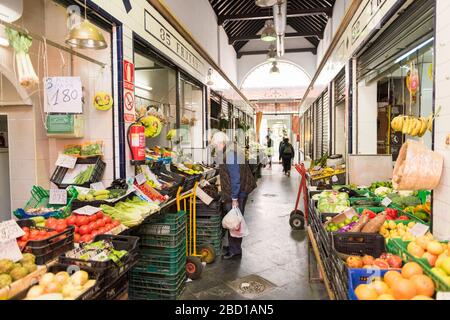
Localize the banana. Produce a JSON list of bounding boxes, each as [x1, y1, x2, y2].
[[418, 118, 427, 137], [426, 114, 433, 132], [402, 117, 409, 134], [411, 118, 422, 136]]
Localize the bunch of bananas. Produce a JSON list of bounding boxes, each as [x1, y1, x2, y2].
[[391, 114, 433, 137]]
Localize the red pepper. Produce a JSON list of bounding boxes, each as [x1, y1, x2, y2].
[[398, 215, 409, 220]]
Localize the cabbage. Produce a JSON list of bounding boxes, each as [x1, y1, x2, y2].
[[374, 186, 392, 197]]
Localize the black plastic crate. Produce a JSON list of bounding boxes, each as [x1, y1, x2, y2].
[[51, 156, 106, 189], [196, 201, 222, 216], [93, 272, 129, 300], [129, 267, 186, 291], [330, 232, 386, 257]]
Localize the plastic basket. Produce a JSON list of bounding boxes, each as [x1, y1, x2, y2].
[[136, 250, 186, 275], [129, 276, 185, 300], [13, 186, 77, 219], [93, 272, 129, 300], [347, 268, 399, 300], [138, 227, 186, 249], [130, 262, 186, 284], [330, 232, 386, 257], [138, 212, 186, 236], [59, 234, 139, 283], [51, 156, 106, 189]]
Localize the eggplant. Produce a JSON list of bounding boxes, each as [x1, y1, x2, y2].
[[338, 187, 359, 197]]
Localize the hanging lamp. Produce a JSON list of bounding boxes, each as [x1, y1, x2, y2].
[[261, 20, 277, 42], [65, 0, 107, 49]]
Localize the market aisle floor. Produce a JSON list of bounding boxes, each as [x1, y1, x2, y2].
[[180, 164, 328, 300]]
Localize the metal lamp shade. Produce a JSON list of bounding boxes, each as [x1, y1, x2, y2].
[[65, 20, 107, 49], [261, 20, 277, 42]]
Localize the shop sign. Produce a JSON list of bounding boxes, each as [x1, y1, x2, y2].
[[351, 0, 389, 46], [44, 76, 83, 113], [144, 10, 204, 75]]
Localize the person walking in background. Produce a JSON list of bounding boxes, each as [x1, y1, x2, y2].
[[279, 137, 295, 176], [265, 135, 273, 168], [210, 132, 257, 260]]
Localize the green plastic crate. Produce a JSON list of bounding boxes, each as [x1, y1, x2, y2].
[[135, 251, 186, 275]]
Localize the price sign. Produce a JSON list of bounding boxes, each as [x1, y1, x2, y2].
[[135, 173, 147, 185], [437, 292, 450, 300], [0, 220, 25, 243], [166, 164, 171, 172], [0, 240, 23, 262], [72, 206, 102, 216], [44, 77, 83, 113], [313, 166, 322, 171], [49, 189, 67, 205], [409, 223, 430, 237], [197, 187, 213, 205], [55, 154, 77, 169], [331, 175, 339, 183], [381, 197, 392, 207], [90, 182, 105, 190]]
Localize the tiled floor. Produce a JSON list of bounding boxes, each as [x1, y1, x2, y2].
[[180, 165, 328, 300]]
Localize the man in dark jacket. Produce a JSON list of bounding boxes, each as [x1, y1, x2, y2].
[[279, 137, 295, 176], [211, 132, 257, 259]]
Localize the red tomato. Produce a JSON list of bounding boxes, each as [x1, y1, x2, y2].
[[88, 215, 97, 223], [96, 212, 104, 220], [74, 233, 81, 243], [104, 223, 113, 231], [97, 219, 106, 228], [17, 240, 27, 248], [19, 233, 29, 242], [55, 222, 67, 232], [22, 227, 30, 233], [65, 216, 77, 226], [80, 234, 91, 243], [76, 216, 89, 226], [104, 216, 112, 224], [112, 220, 120, 227], [38, 229, 47, 236], [74, 225, 79, 234], [79, 225, 92, 235], [101, 217, 110, 226], [88, 222, 97, 231], [29, 229, 39, 240], [97, 227, 106, 234], [91, 230, 99, 238]]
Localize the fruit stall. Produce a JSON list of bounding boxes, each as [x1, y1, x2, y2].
[[0, 139, 221, 300], [306, 139, 448, 300]]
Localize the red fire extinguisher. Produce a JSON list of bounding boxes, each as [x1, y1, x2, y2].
[[127, 122, 146, 165]]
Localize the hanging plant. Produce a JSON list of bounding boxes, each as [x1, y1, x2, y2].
[[5, 28, 38, 88]]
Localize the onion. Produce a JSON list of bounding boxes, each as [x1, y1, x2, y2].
[[45, 281, 62, 294], [70, 270, 89, 286], [26, 285, 45, 298], [54, 271, 70, 285], [39, 273, 55, 287]]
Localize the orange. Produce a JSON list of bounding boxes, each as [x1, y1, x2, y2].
[[410, 274, 435, 297], [384, 270, 402, 287], [391, 278, 417, 300], [377, 294, 395, 300], [411, 295, 433, 300], [401, 262, 423, 279], [354, 284, 378, 300], [369, 281, 390, 295]]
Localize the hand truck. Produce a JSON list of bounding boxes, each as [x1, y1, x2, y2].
[[289, 163, 309, 230]]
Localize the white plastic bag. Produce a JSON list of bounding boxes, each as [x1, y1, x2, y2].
[[230, 217, 250, 238], [222, 207, 243, 230]]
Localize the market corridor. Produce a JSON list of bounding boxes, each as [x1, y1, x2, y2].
[[180, 165, 328, 300]]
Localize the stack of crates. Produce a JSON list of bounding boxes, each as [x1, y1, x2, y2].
[[194, 201, 224, 255], [129, 211, 187, 300]]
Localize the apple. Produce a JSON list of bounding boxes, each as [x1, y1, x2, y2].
[[422, 252, 438, 267], [387, 255, 403, 268]]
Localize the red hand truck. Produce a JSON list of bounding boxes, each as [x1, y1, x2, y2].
[[289, 163, 309, 230]]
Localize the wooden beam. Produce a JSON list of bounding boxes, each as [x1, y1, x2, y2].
[[237, 47, 317, 58], [230, 31, 323, 44], [219, 7, 333, 24]]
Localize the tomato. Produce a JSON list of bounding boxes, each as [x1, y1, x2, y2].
[[55, 222, 67, 232], [88, 222, 97, 231], [66, 215, 77, 226], [88, 215, 97, 223], [91, 230, 99, 238], [101, 217, 110, 226], [17, 240, 27, 248], [97, 219, 106, 228], [76, 215, 89, 226], [22, 227, 30, 233], [112, 220, 120, 227], [74, 233, 81, 243], [80, 234, 91, 243], [19, 233, 29, 241], [97, 227, 106, 234], [96, 212, 104, 220], [74, 225, 79, 234], [104, 216, 112, 224], [104, 223, 113, 231], [79, 225, 92, 235]]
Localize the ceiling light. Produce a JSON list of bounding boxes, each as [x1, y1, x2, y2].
[[255, 0, 278, 7], [261, 20, 277, 42], [270, 62, 280, 74], [65, 0, 107, 49], [267, 45, 276, 62]]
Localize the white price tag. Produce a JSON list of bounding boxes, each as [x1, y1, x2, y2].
[[0, 240, 23, 262], [90, 182, 105, 190], [197, 187, 214, 205], [72, 206, 101, 216], [331, 175, 338, 183], [44, 77, 83, 113], [409, 223, 430, 237], [0, 220, 25, 243], [165, 164, 171, 171], [55, 154, 77, 169], [313, 166, 322, 171], [381, 197, 392, 207], [343, 207, 358, 219], [437, 292, 450, 300], [135, 173, 147, 185], [49, 189, 67, 205]]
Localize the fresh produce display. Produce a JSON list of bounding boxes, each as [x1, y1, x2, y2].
[[404, 237, 449, 271], [24, 270, 96, 300], [379, 220, 419, 241], [76, 189, 127, 202], [134, 180, 168, 203], [63, 144, 82, 156], [0, 254, 37, 289], [346, 253, 403, 269], [80, 141, 103, 157], [73, 165, 95, 185], [316, 191, 350, 214], [136, 165, 175, 192], [16, 220, 72, 250], [23, 207, 59, 215], [403, 203, 431, 223], [391, 114, 434, 137], [325, 215, 359, 232], [354, 262, 436, 300], [101, 197, 159, 227], [369, 181, 393, 193], [145, 146, 173, 162], [64, 239, 127, 264], [387, 192, 422, 209]]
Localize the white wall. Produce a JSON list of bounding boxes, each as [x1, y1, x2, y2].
[[356, 80, 378, 154], [237, 52, 317, 88], [431, 0, 450, 239], [162, 0, 238, 84]]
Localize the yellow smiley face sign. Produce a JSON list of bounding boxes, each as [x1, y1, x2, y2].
[[93, 92, 113, 111]]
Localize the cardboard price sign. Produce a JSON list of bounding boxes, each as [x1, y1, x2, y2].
[[49, 189, 67, 205], [381, 197, 392, 207], [44, 77, 83, 113], [135, 173, 147, 185], [0, 240, 23, 262], [90, 182, 105, 190], [55, 154, 77, 169], [409, 223, 430, 237], [72, 206, 102, 216], [0, 220, 25, 243]]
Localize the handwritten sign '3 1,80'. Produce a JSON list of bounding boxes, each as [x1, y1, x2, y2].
[[44, 77, 83, 113]]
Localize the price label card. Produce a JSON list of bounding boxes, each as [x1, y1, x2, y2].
[[331, 175, 338, 183], [55, 154, 77, 169], [0, 220, 25, 243], [313, 166, 322, 171], [437, 292, 450, 300], [135, 173, 147, 185], [409, 223, 430, 237], [197, 187, 214, 205], [49, 189, 67, 205], [381, 197, 392, 207], [44, 77, 83, 113], [90, 182, 105, 190], [166, 164, 171, 172], [0, 240, 23, 262], [72, 206, 102, 216]]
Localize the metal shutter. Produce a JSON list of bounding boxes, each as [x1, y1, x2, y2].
[[357, 0, 434, 83], [315, 96, 323, 160], [322, 88, 329, 156], [335, 69, 346, 105]]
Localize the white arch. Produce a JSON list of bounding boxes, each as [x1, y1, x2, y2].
[[239, 59, 312, 90], [0, 62, 33, 105]]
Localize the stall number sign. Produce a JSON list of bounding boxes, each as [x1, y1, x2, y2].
[[49, 189, 67, 205], [44, 77, 83, 113]]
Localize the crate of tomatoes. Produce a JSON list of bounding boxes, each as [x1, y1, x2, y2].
[[16, 219, 75, 265]]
